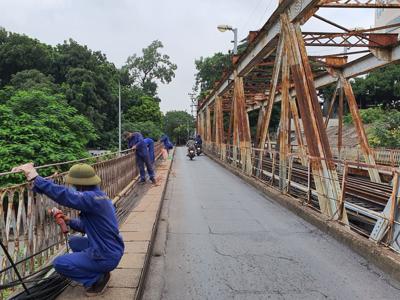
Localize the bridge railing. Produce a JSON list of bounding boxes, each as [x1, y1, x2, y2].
[[204, 142, 400, 252], [0, 143, 162, 288], [290, 145, 400, 167]]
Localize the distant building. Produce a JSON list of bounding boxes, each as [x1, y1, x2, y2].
[[375, 4, 400, 34]]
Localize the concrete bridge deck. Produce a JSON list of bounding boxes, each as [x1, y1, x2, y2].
[[143, 147, 400, 300]]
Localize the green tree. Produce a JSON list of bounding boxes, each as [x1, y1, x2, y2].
[[53, 39, 120, 148], [352, 65, 400, 109], [194, 52, 231, 99], [0, 69, 58, 104], [10, 69, 57, 92], [163, 111, 195, 144], [344, 107, 400, 148], [122, 121, 163, 144], [124, 40, 177, 97], [0, 90, 97, 185], [125, 95, 162, 125], [0, 28, 54, 87]]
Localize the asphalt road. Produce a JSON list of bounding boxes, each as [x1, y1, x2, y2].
[[143, 147, 400, 300]]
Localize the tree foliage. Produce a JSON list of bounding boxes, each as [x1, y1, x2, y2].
[[194, 52, 231, 99], [125, 95, 162, 125], [163, 111, 195, 144], [122, 121, 163, 143], [124, 40, 177, 97], [0, 90, 97, 184], [0, 28, 178, 187], [344, 107, 400, 148], [0, 28, 54, 86], [352, 65, 400, 109], [320, 65, 400, 110]]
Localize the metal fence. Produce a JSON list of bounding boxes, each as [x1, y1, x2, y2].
[[204, 142, 400, 253], [290, 145, 400, 167], [0, 143, 162, 288]]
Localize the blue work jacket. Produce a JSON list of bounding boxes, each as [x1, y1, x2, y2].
[[160, 135, 173, 150], [33, 176, 124, 260], [128, 132, 148, 157], [144, 138, 155, 163]]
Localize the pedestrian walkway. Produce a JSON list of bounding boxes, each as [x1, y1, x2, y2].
[[58, 150, 174, 299]]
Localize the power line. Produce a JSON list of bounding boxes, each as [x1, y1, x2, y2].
[[239, 0, 264, 30], [257, 0, 276, 28]]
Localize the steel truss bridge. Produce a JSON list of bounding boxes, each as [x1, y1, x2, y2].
[[197, 0, 400, 253]]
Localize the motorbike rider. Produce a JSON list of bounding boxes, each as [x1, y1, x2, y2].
[[194, 134, 203, 154], [195, 134, 203, 147], [186, 138, 196, 157]]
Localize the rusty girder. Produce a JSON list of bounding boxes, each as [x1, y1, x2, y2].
[[319, 0, 400, 8], [303, 32, 398, 47]]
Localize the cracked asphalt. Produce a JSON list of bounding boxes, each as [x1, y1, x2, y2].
[[143, 147, 400, 300]]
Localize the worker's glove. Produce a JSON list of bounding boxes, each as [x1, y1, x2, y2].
[[50, 208, 69, 234], [12, 162, 38, 181]]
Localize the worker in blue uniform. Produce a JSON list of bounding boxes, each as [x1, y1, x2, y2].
[[124, 131, 156, 184], [12, 162, 124, 297], [144, 137, 155, 164], [160, 134, 173, 152]]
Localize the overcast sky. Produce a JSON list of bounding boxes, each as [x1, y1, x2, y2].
[[0, 0, 375, 113]]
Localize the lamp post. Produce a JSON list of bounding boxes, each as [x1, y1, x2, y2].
[[217, 24, 238, 55]]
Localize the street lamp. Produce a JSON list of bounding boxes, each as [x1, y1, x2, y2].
[[217, 24, 238, 55]]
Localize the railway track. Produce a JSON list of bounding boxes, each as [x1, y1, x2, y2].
[[253, 156, 392, 234]]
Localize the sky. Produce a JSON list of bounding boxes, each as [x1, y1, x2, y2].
[[0, 0, 375, 113]]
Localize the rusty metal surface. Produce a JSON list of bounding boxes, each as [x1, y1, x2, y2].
[[319, 0, 400, 8], [303, 32, 398, 47]]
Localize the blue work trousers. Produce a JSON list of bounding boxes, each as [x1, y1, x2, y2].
[[137, 153, 155, 180], [53, 236, 119, 288]]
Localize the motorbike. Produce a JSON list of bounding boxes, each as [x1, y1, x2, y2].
[[196, 144, 202, 156], [187, 146, 196, 160]]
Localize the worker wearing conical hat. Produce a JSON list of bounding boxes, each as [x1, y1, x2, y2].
[[12, 162, 124, 297]]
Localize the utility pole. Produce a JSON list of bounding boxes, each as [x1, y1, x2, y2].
[[232, 28, 238, 55], [118, 81, 122, 154]]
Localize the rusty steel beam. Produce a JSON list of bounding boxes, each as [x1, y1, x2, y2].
[[206, 106, 212, 143], [257, 36, 284, 148], [338, 86, 344, 156], [289, 96, 308, 165], [198, 0, 321, 113], [303, 32, 398, 47], [279, 47, 290, 191], [281, 13, 348, 223], [248, 42, 400, 113], [319, 0, 400, 8], [215, 96, 224, 146], [234, 72, 253, 173], [324, 80, 340, 128], [340, 74, 381, 183]]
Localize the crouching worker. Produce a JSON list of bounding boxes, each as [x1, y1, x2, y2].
[[12, 163, 124, 297]]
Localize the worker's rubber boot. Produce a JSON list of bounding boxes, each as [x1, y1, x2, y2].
[[150, 177, 157, 184], [85, 272, 111, 297], [138, 179, 146, 184]]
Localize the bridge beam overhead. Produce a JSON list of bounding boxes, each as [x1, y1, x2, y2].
[[198, 0, 400, 245]]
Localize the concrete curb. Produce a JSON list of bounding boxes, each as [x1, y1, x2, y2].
[[134, 149, 175, 300], [205, 151, 400, 282]]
